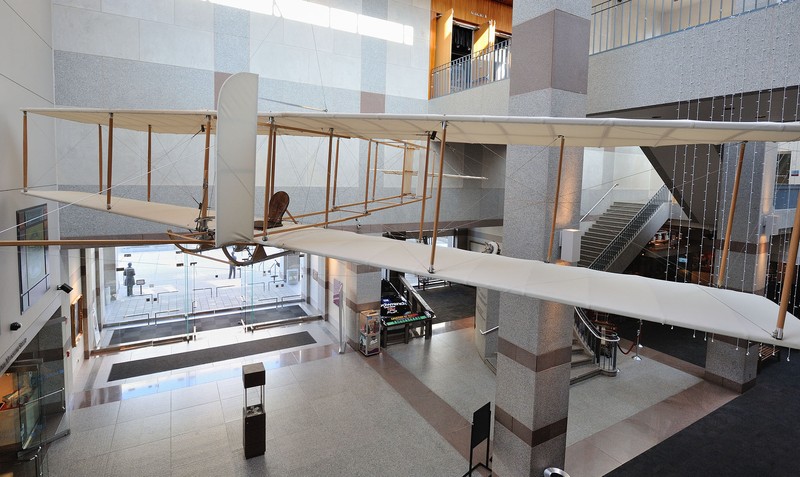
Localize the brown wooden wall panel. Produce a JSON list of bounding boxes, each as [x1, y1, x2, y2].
[[431, 0, 512, 34]]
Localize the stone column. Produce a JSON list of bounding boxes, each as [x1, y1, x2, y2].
[[493, 3, 590, 475], [708, 142, 777, 391], [324, 259, 381, 349]]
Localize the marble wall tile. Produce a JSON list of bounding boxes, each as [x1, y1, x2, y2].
[[102, 0, 174, 23], [139, 21, 214, 70]]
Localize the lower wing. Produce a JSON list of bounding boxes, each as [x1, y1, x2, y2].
[[23, 190, 206, 232], [264, 226, 800, 349]]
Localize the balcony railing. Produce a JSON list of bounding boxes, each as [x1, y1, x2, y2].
[[430, 1, 792, 98], [591, 0, 792, 54], [430, 39, 511, 99]]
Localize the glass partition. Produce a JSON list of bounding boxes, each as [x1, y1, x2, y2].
[[0, 361, 42, 452], [99, 244, 310, 350]]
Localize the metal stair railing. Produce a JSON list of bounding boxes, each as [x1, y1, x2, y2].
[[588, 185, 670, 271], [573, 308, 620, 376]]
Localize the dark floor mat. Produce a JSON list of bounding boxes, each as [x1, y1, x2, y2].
[[606, 347, 800, 476], [107, 331, 316, 381], [418, 284, 476, 322], [109, 305, 306, 345]]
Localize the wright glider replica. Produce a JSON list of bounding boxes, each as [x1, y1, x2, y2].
[[13, 73, 800, 350]]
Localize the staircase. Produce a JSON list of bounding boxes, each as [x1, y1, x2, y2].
[[570, 337, 601, 384], [570, 187, 671, 385], [578, 202, 643, 268], [579, 186, 671, 272]]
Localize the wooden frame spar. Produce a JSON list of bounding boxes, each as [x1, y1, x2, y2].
[[262, 118, 276, 236], [428, 121, 448, 273], [199, 115, 213, 227], [547, 136, 566, 263], [22, 111, 28, 192], [147, 124, 153, 201], [97, 124, 103, 193], [775, 187, 800, 339], [105, 113, 114, 210], [418, 133, 432, 242]]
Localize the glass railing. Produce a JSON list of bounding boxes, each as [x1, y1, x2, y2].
[[590, 0, 792, 54], [430, 39, 511, 98]]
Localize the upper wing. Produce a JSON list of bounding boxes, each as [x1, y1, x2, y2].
[[264, 113, 800, 147], [265, 227, 800, 349], [22, 190, 205, 231], [25, 108, 800, 147]]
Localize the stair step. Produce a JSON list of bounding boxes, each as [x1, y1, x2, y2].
[[571, 355, 594, 368], [570, 367, 602, 385]]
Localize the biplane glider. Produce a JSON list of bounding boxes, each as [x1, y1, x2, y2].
[[11, 73, 800, 350]]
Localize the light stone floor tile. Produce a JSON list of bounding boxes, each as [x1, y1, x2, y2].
[[171, 424, 231, 469], [263, 365, 299, 390], [69, 401, 120, 431], [48, 454, 109, 477], [104, 439, 171, 477], [221, 394, 243, 422], [170, 380, 220, 410], [225, 419, 244, 451], [116, 390, 172, 423], [217, 375, 245, 399], [170, 400, 224, 436], [172, 451, 236, 477], [263, 382, 309, 412], [65, 424, 116, 460], [111, 412, 171, 450]]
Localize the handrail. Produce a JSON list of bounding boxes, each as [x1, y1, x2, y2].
[[431, 39, 511, 98], [581, 183, 619, 222], [590, 0, 792, 55], [589, 185, 670, 270], [573, 307, 619, 376], [399, 275, 437, 320], [575, 308, 618, 343], [480, 326, 498, 335]]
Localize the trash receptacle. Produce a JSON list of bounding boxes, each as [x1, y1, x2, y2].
[[543, 467, 570, 477]]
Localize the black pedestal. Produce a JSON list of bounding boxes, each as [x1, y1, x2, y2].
[[242, 363, 266, 459], [243, 405, 266, 458]]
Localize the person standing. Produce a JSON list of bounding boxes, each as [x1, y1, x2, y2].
[[228, 252, 237, 279], [124, 262, 136, 296]]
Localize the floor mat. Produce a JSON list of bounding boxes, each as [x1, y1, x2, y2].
[[109, 305, 307, 345], [107, 331, 316, 381], [418, 284, 476, 322]]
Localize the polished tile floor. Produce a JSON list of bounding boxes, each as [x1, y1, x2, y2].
[[47, 318, 736, 477]]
